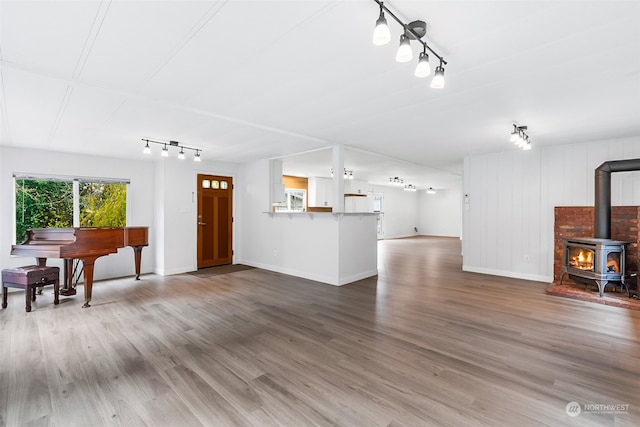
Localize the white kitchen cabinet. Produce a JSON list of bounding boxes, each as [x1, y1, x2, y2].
[[308, 177, 333, 207]]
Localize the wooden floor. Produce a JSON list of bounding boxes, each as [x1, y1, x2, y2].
[[1, 236, 639, 426]]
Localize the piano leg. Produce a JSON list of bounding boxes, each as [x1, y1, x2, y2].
[[132, 246, 144, 280], [59, 259, 76, 296], [81, 258, 98, 308]]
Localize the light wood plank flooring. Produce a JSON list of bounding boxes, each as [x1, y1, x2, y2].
[[1, 236, 639, 426]]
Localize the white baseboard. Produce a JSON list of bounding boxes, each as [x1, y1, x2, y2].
[[462, 265, 553, 283], [237, 259, 377, 286]]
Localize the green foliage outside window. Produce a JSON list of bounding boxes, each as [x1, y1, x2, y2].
[[15, 179, 74, 242], [80, 182, 126, 227], [15, 178, 127, 243]]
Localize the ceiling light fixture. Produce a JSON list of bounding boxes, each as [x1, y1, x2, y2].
[[426, 187, 436, 194], [344, 169, 354, 180], [404, 184, 417, 192], [372, 0, 447, 88], [395, 34, 413, 63], [430, 65, 445, 88], [372, 4, 391, 45], [414, 50, 431, 78], [510, 124, 532, 151], [389, 176, 404, 185], [142, 138, 203, 161]]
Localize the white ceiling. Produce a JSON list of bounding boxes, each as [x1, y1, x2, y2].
[[1, 1, 639, 189]]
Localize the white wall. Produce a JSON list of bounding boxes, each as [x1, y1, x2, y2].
[[462, 136, 640, 283], [153, 157, 239, 275], [418, 186, 462, 238], [0, 146, 242, 281], [368, 185, 420, 239], [0, 146, 155, 280]]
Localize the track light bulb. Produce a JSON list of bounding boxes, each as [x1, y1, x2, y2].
[[395, 34, 413, 63], [414, 52, 431, 78], [178, 148, 185, 160], [430, 65, 445, 88], [143, 142, 151, 154], [194, 151, 201, 162], [510, 126, 518, 143], [161, 145, 169, 157], [373, 8, 391, 45]]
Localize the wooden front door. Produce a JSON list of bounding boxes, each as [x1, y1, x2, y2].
[[197, 174, 233, 268]]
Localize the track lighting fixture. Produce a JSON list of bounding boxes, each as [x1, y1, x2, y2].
[[426, 187, 436, 194], [509, 124, 532, 151], [389, 177, 404, 185], [404, 184, 417, 192], [331, 168, 354, 179], [142, 138, 203, 161], [371, 0, 447, 88]]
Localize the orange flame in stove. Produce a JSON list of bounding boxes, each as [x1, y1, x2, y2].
[[570, 249, 593, 270]]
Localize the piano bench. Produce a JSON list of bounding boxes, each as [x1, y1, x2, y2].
[[2, 266, 60, 312]]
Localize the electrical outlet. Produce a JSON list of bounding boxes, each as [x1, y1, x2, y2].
[[523, 254, 530, 263]]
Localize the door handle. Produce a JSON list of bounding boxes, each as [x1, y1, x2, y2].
[[198, 222, 207, 226]]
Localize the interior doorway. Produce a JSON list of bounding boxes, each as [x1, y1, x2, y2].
[[197, 174, 233, 268]]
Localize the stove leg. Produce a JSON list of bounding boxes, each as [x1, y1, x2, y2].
[[595, 280, 607, 297]]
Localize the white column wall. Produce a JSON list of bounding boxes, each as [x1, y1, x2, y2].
[[463, 136, 640, 283]]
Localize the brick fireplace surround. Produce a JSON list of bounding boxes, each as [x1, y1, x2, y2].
[[554, 206, 640, 291]]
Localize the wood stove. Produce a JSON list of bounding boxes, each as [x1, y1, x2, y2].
[[561, 237, 628, 297]]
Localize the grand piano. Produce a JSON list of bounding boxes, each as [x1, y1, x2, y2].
[[11, 227, 148, 308]]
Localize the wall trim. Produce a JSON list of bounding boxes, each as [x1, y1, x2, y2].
[[337, 269, 378, 285], [154, 266, 195, 276], [239, 260, 340, 285], [462, 265, 553, 284], [238, 260, 376, 287]]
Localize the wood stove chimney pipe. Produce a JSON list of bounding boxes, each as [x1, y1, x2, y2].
[[595, 159, 640, 239]]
